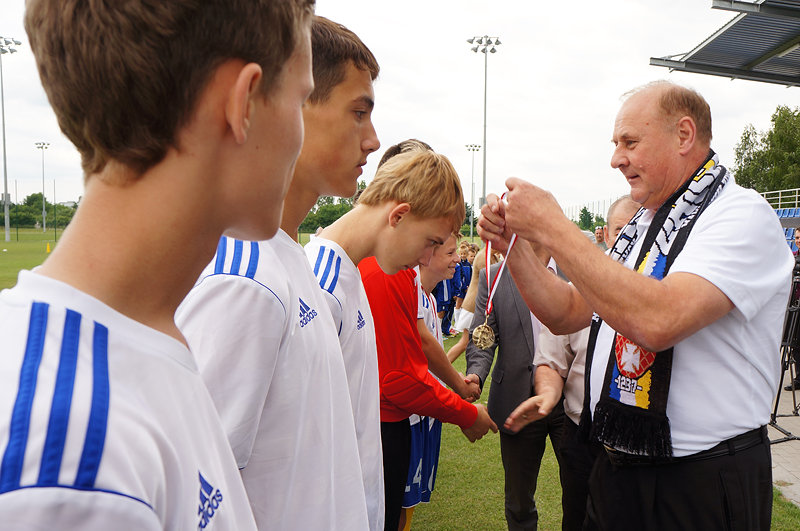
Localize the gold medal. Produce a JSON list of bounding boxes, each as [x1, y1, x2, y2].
[[472, 317, 495, 350]]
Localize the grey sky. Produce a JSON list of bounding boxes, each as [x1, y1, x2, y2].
[[1, 1, 795, 218]]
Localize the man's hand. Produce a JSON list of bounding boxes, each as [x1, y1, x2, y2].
[[503, 392, 558, 433], [477, 193, 513, 253], [461, 403, 498, 442], [461, 373, 481, 403], [503, 178, 566, 247]]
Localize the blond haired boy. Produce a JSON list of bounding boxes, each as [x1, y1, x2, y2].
[[307, 149, 496, 529]]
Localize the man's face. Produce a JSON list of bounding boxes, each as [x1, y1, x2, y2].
[[235, 25, 313, 240], [594, 226, 604, 242], [794, 229, 800, 249], [604, 202, 641, 247], [610, 90, 684, 211], [377, 211, 453, 275], [295, 62, 380, 198], [424, 234, 459, 283]]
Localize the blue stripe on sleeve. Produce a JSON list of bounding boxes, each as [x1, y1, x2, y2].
[[37, 309, 82, 486], [230, 240, 243, 275], [313, 246, 326, 277], [74, 322, 110, 489], [327, 256, 342, 294], [0, 302, 49, 493], [319, 250, 335, 291], [245, 241, 259, 278], [213, 237, 227, 274]]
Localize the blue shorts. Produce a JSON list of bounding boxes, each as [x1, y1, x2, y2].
[[402, 415, 442, 508]]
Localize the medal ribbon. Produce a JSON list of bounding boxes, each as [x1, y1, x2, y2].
[[483, 192, 517, 316]]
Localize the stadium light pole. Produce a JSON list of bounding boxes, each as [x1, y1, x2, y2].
[[35, 142, 49, 232], [467, 35, 501, 208], [465, 144, 481, 239], [1, 36, 21, 243]]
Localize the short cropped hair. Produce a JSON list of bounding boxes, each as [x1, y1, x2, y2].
[[607, 194, 639, 221], [625, 81, 712, 145], [377, 139, 434, 168], [309, 16, 379, 104], [359, 150, 465, 234], [25, 0, 315, 177]]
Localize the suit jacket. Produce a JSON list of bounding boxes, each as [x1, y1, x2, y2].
[[465, 262, 536, 434]]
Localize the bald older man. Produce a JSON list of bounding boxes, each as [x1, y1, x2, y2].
[[479, 81, 792, 530]]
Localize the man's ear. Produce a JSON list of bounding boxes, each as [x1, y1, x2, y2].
[[676, 115, 697, 155], [225, 63, 263, 145], [388, 203, 412, 227], [603, 225, 611, 247]]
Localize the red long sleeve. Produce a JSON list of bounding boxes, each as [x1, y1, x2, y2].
[[359, 257, 477, 428]]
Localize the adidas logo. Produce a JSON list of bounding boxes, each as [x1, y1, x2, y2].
[[356, 310, 366, 330], [299, 298, 318, 328], [197, 471, 224, 529]]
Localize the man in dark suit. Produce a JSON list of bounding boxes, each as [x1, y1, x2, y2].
[[465, 260, 565, 531]]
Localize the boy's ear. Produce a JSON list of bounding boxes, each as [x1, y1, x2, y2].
[[226, 63, 263, 145], [388, 203, 412, 227]]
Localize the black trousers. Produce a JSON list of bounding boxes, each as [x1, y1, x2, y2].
[[499, 401, 566, 531], [584, 428, 772, 531], [381, 419, 411, 531], [553, 417, 595, 531]]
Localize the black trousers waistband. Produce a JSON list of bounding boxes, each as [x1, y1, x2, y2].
[[603, 425, 768, 467]]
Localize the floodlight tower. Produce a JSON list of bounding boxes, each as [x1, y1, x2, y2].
[[465, 144, 481, 238], [1, 36, 22, 242], [466, 35, 501, 207], [35, 142, 49, 232]]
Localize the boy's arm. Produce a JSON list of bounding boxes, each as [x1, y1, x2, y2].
[[176, 273, 288, 468], [416, 319, 479, 402], [360, 264, 487, 432]]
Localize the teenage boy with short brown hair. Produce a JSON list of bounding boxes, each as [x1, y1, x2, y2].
[[0, 0, 314, 528], [177, 15, 380, 530]]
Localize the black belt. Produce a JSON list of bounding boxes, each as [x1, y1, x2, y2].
[[603, 426, 768, 467]]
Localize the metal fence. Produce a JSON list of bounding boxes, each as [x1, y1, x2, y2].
[[761, 188, 800, 209]]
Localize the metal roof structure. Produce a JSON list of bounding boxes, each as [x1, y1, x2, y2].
[[650, 0, 800, 87]]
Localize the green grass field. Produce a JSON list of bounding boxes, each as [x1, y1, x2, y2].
[[0, 228, 60, 290], [0, 231, 798, 529]]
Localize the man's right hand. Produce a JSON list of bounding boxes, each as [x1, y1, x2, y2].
[[477, 194, 513, 254], [461, 403, 498, 442], [503, 393, 557, 434]]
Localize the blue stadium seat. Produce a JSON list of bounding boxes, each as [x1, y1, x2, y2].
[[777, 208, 786, 217]]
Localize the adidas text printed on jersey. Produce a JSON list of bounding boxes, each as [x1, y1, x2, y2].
[[298, 298, 318, 328], [197, 471, 224, 530]]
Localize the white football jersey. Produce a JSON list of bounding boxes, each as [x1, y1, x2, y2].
[[305, 237, 384, 531], [0, 271, 256, 530], [177, 231, 369, 530]]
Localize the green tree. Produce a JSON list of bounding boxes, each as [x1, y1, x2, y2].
[[460, 202, 477, 235], [578, 206, 593, 230], [734, 105, 800, 193], [8, 193, 77, 228], [593, 214, 606, 228]]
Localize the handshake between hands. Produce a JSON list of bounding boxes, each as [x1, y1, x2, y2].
[[459, 373, 497, 442]]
